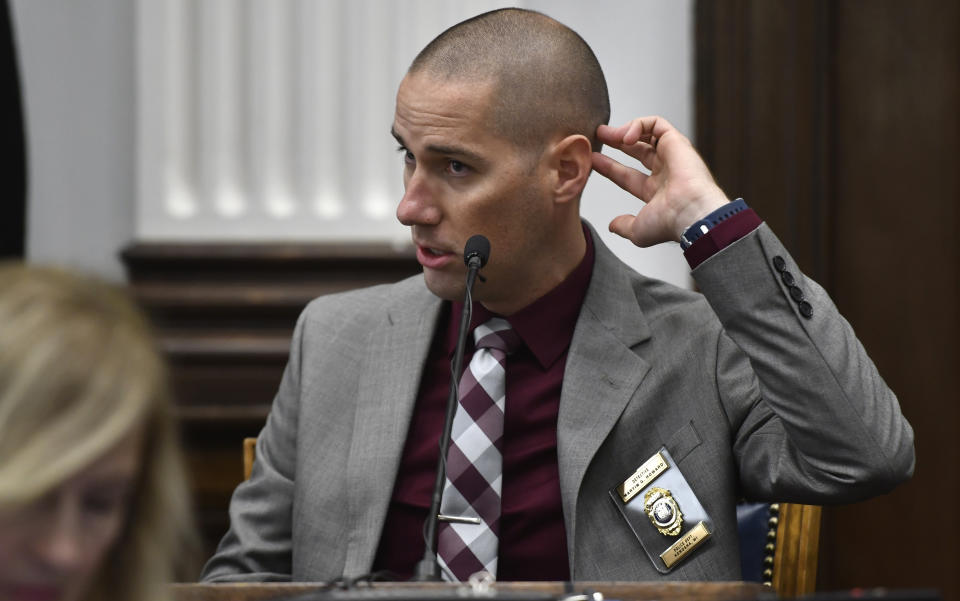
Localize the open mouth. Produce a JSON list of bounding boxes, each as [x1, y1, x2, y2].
[[416, 245, 455, 268]]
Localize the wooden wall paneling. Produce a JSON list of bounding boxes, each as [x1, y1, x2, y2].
[[823, 2, 959, 598], [122, 242, 420, 558], [696, 0, 833, 283], [697, 1, 958, 599]]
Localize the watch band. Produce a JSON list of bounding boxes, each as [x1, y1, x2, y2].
[[679, 198, 749, 250]]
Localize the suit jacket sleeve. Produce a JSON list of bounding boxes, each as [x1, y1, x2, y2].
[[199, 309, 306, 581], [692, 223, 914, 503]]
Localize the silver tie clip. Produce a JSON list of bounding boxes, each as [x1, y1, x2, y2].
[[437, 514, 482, 525]]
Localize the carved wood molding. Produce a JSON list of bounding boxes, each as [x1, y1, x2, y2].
[[122, 241, 420, 554], [122, 241, 419, 421], [121, 243, 420, 421]]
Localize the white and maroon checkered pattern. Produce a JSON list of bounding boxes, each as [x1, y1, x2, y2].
[[437, 317, 521, 582]]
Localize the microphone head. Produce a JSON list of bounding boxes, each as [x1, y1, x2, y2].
[[463, 235, 491, 268]]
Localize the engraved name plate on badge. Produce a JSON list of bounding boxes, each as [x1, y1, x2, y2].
[[608, 446, 714, 574], [660, 521, 711, 569], [617, 451, 669, 503]]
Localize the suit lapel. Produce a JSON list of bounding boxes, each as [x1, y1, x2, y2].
[[338, 227, 656, 574], [557, 228, 653, 556], [342, 281, 442, 577]]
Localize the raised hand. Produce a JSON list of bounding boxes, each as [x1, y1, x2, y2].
[[591, 116, 730, 248]]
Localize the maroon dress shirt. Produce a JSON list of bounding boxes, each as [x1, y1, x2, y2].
[[373, 216, 761, 580]]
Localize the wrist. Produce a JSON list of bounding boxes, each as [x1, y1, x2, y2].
[[679, 198, 749, 250], [674, 192, 730, 241]]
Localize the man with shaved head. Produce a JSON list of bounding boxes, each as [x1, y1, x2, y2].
[[204, 8, 913, 583], [407, 9, 610, 154]]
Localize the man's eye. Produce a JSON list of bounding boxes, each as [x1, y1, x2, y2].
[[396, 146, 415, 165], [448, 160, 469, 176]]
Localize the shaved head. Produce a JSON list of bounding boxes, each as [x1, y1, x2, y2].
[[409, 8, 610, 153]]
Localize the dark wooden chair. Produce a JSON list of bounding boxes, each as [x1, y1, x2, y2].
[[243, 436, 257, 481], [737, 501, 821, 596]]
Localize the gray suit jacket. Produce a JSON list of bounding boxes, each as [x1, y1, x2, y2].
[[202, 223, 914, 582]]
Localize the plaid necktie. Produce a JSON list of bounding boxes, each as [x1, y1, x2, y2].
[[437, 317, 521, 581]]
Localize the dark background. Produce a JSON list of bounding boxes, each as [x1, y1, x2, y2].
[[0, 0, 25, 259], [697, 1, 958, 599]]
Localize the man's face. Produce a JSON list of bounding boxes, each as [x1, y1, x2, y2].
[[393, 72, 554, 314]]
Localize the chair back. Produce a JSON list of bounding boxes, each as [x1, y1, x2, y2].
[[243, 437, 256, 480], [737, 501, 821, 597]]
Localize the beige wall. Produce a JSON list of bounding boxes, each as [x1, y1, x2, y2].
[[14, 1, 694, 287]]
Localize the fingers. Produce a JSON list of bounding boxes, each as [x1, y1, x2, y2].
[[596, 123, 631, 145], [608, 214, 638, 241], [597, 123, 652, 151], [624, 141, 658, 170], [597, 122, 665, 170], [591, 152, 650, 199], [608, 213, 658, 249], [624, 116, 677, 144], [595, 115, 702, 249], [598, 115, 677, 143], [598, 137, 657, 170]]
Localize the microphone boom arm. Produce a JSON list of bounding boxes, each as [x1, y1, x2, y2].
[[413, 236, 489, 581]]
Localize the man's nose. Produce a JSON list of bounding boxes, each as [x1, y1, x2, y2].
[[396, 171, 441, 226]]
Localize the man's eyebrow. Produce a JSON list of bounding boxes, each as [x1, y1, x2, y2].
[[390, 128, 486, 165], [425, 144, 486, 165]]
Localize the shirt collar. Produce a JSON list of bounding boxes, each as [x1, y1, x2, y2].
[[446, 223, 595, 370]]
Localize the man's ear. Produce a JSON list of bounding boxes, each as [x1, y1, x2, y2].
[[548, 134, 594, 204]]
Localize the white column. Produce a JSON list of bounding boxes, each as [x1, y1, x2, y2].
[[338, 1, 392, 225], [199, 0, 244, 220], [246, 0, 296, 221], [296, 0, 344, 221], [137, 0, 198, 229]]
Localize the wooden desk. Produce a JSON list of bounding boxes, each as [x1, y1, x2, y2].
[[173, 582, 772, 601]]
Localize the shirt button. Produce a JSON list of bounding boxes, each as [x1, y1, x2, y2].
[[789, 286, 805, 302], [772, 256, 787, 272], [781, 271, 796, 286], [798, 301, 813, 318]]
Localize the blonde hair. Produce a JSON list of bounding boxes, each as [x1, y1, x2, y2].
[[0, 263, 197, 601]]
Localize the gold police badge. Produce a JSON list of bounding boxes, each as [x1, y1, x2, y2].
[[643, 487, 683, 536]]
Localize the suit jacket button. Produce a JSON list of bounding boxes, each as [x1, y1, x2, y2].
[[781, 270, 796, 286], [789, 285, 805, 302], [772, 256, 787, 272], [798, 300, 813, 318]]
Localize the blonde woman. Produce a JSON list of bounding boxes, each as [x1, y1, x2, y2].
[[0, 263, 197, 601]]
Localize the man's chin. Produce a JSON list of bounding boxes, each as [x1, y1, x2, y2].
[[423, 271, 467, 302]]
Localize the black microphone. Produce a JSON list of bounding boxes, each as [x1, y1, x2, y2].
[[464, 234, 490, 269], [412, 235, 490, 582]]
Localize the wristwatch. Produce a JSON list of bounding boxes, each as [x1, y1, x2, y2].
[[679, 198, 749, 250]]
